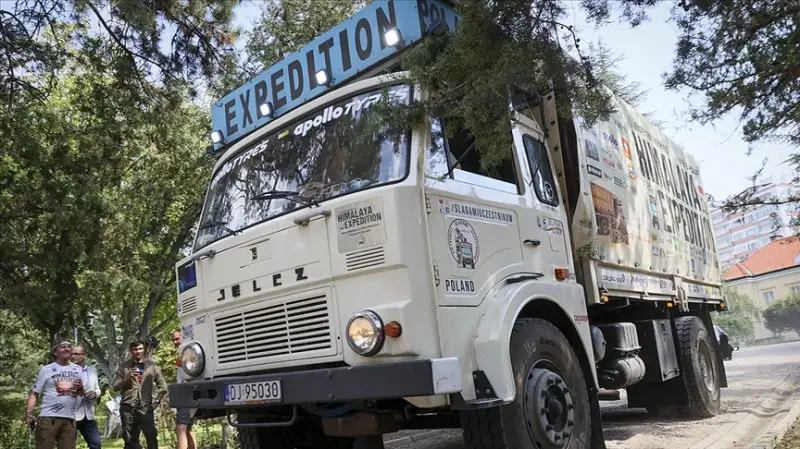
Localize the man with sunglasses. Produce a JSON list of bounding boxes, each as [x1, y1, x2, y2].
[[72, 345, 102, 449]]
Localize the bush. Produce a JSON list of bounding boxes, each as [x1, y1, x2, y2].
[[713, 313, 754, 344], [0, 393, 33, 449], [763, 295, 800, 337]]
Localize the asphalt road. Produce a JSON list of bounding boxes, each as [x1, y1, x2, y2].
[[382, 340, 800, 449]]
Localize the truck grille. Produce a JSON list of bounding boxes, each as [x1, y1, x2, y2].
[[214, 294, 335, 364]]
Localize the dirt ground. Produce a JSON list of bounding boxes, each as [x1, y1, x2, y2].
[[778, 419, 800, 449], [382, 341, 800, 449]]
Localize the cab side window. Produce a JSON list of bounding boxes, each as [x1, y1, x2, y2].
[[523, 135, 559, 206], [426, 117, 519, 191]]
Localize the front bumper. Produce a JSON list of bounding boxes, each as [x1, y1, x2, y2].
[[168, 358, 463, 409]]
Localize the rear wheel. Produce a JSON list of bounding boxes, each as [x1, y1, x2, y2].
[[461, 318, 592, 449], [674, 316, 721, 418], [645, 316, 721, 419]]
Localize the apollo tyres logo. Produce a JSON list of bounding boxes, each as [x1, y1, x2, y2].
[[448, 219, 480, 269]]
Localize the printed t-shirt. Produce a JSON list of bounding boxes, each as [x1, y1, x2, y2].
[[33, 362, 82, 419], [134, 363, 145, 384]]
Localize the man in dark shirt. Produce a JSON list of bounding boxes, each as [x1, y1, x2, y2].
[[113, 340, 168, 449]]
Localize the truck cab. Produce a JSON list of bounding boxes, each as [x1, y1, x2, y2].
[[169, 2, 727, 449]]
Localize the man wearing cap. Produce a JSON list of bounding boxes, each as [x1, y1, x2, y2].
[[26, 340, 84, 449], [72, 345, 102, 449]]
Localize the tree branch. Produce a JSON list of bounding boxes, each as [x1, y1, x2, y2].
[[84, 1, 179, 81]]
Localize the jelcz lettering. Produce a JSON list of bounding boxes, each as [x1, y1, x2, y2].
[[214, 267, 312, 301]]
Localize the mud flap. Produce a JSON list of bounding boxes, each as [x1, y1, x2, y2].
[[588, 385, 607, 449]]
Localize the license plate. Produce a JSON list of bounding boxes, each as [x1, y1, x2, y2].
[[224, 380, 282, 405]]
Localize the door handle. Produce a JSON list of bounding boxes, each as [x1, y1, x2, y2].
[[524, 239, 541, 247], [293, 209, 331, 226]]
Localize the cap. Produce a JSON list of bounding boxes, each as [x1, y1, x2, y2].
[[51, 340, 72, 353]]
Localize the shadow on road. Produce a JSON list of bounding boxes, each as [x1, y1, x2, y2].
[[602, 427, 638, 441]]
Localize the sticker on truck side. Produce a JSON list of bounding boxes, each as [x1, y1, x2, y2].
[[335, 198, 387, 253], [438, 199, 514, 224], [448, 219, 480, 270]]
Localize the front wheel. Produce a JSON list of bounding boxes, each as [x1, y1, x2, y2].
[[461, 318, 593, 449]]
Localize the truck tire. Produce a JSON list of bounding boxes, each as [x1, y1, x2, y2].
[[674, 316, 721, 418], [461, 318, 592, 449]]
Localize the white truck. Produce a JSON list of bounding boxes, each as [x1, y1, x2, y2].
[[168, 1, 728, 448]]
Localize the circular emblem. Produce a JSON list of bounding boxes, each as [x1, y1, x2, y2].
[[448, 219, 480, 269]]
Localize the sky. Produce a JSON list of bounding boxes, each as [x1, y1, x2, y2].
[[228, 1, 796, 202]]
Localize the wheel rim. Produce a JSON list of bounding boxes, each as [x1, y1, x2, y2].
[[698, 340, 715, 392], [523, 364, 575, 449]]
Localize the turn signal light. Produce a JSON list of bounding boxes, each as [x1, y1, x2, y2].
[[666, 302, 674, 308], [385, 321, 403, 338], [554, 268, 570, 280]]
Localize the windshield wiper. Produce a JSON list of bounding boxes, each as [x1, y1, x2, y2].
[[252, 189, 319, 207], [198, 220, 240, 236]]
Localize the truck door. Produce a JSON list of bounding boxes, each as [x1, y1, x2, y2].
[[510, 114, 575, 281], [423, 117, 528, 308]]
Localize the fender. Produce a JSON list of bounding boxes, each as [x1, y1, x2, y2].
[[473, 278, 599, 402]]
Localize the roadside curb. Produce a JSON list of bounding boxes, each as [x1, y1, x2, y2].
[[384, 430, 445, 448], [748, 399, 800, 449], [698, 365, 800, 449]]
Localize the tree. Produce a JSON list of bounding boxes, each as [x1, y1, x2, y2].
[[763, 294, 800, 337], [714, 288, 759, 343], [586, 39, 666, 128], [663, 1, 799, 147], [0, 31, 211, 360], [0, 0, 240, 107], [65, 49, 212, 376]]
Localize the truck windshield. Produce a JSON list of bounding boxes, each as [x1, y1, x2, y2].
[[194, 84, 412, 251]]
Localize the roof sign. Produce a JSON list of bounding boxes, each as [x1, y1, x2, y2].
[[209, 0, 460, 152]]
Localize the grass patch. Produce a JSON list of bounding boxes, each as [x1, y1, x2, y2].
[[75, 412, 232, 449], [778, 418, 800, 449]]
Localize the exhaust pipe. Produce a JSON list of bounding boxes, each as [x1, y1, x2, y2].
[[597, 389, 621, 401]]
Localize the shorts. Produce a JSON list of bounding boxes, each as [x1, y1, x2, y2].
[[176, 407, 197, 426]]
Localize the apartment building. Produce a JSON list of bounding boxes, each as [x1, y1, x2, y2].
[[711, 174, 800, 270]]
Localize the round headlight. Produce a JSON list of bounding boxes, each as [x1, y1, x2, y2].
[[346, 311, 385, 356], [180, 342, 205, 378]]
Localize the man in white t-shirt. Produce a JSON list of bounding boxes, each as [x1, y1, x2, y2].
[[171, 330, 197, 449], [26, 340, 84, 449]]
